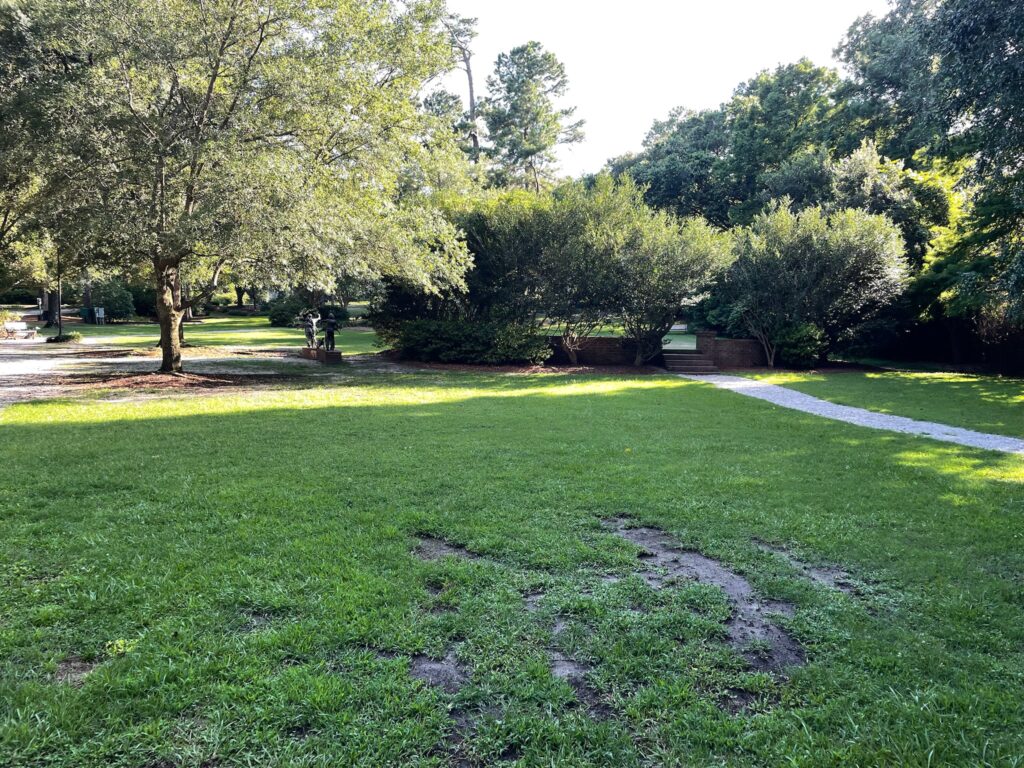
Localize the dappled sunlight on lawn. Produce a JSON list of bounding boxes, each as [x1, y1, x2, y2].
[[63, 315, 381, 354], [0, 374, 695, 426]]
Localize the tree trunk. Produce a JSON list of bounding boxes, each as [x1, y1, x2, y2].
[[44, 290, 58, 326], [181, 279, 194, 322], [235, 286, 245, 307], [563, 337, 579, 366], [82, 272, 92, 313], [633, 343, 645, 367], [172, 275, 186, 343], [156, 266, 183, 373], [463, 50, 480, 158]]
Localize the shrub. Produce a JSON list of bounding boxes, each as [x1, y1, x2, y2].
[[0, 287, 37, 304], [715, 203, 907, 366], [318, 304, 350, 321], [46, 332, 82, 343], [775, 323, 826, 368], [126, 282, 157, 318], [91, 279, 135, 320], [382, 319, 551, 365], [267, 296, 307, 327]]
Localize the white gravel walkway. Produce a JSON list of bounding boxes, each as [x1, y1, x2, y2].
[[680, 374, 1024, 456]]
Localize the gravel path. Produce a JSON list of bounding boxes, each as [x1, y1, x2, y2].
[[680, 374, 1024, 456]]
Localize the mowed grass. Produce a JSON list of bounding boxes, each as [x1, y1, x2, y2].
[[749, 370, 1024, 438], [42, 315, 381, 354], [2, 374, 1023, 766]]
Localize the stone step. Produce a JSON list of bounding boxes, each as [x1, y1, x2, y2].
[[666, 366, 719, 374], [664, 359, 716, 366]]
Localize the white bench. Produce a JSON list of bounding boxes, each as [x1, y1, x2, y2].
[[2, 321, 38, 340]]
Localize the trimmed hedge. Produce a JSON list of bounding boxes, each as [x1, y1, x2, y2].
[[381, 319, 552, 365]]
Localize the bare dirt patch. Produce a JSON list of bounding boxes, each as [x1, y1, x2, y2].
[[240, 609, 275, 633], [54, 657, 99, 686], [754, 540, 858, 595], [606, 518, 804, 673], [414, 536, 482, 562], [548, 650, 612, 719], [409, 649, 469, 694]]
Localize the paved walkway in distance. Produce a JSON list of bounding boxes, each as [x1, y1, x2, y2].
[[679, 374, 1024, 456]]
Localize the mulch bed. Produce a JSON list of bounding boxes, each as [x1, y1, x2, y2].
[[396, 360, 664, 376], [6, 372, 298, 393]]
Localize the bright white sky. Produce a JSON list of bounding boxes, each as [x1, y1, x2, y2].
[[441, 0, 893, 177]]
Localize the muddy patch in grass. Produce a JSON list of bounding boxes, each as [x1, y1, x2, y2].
[[548, 650, 612, 719], [409, 649, 469, 694], [415, 536, 482, 562], [54, 657, 99, 685], [605, 518, 804, 673], [521, 589, 609, 718], [755, 540, 857, 595]]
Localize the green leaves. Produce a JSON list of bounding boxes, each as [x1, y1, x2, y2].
[[480, 41, 584, 191], [717, 203, 908, 366]]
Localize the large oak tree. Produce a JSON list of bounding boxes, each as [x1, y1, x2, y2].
[[12, 0, 469, 371]]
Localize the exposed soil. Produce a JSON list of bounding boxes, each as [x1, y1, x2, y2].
[[1, 371, 297, 394], [408, 649, 468, 694], [240, 610, 274, 633], [54, 657, 98, 686], [415, 536, 482, 562], [520, 589, 609, 718], [605, 518, 804, 673], [548, 650, 611, 718], [754, 540, 858, 595]]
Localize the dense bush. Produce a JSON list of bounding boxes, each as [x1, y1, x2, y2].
[[381, 319, 551, 365], [318, 304, 350, 321], [0, 287, 37, 304], [774, 323, 826, 369], [46, 332, 82, 343], [126, 282, 157, 318], [267, 296, 307, 327], [377, 178, 729, 367], [91, 279, 135, 320], [714, 204, 907, 366]]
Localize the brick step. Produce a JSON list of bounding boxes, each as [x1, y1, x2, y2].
[[662, 355, 714, 363], [663, 355, 715, 364], [666, 366, 719, 374]]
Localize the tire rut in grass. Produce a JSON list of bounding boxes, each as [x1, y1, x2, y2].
[[605, 518, 805, 673], [754, 539, 858, 595]]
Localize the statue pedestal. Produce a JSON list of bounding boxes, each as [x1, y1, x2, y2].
[[299, 348, 343, 365]]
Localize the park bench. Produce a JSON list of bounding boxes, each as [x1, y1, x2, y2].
[[2, 321, 38, 340]]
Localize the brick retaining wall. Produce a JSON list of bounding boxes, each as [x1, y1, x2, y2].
[[695, 332, 767, 368], [545, 333, 766, 368]]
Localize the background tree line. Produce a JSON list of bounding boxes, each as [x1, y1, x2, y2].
[[609, 0, 1024, 370], [2, 0, 1019, 372]]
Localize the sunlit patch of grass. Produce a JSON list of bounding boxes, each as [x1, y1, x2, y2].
[[44, 315, 381, 354]]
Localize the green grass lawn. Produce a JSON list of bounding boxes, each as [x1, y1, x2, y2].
[[40, 315, 381, 355], [749, 370, 1024, 438], [2, 373, 1023, 766]]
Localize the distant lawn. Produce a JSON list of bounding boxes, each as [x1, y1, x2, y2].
[[2, 372, 1023, 766], [749, 370, 1024, 438], [41, 315, 381, 355]]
